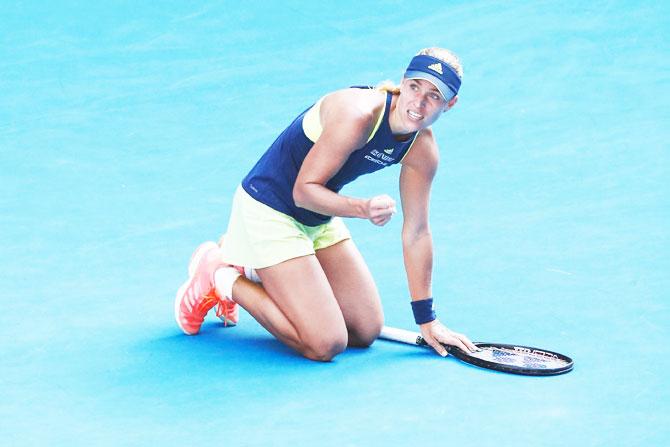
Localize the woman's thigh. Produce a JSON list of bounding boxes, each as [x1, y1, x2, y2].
[[315, 239, 384, 346], [256, 254, 348, 356]]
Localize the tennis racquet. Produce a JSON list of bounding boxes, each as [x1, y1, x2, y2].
[[379, 326, 573, 376]]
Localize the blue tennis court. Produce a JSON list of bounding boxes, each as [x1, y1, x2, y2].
[[2, 1, 668, 445]]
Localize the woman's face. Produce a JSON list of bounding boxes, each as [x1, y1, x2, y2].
[[395, 78, 456, 133]]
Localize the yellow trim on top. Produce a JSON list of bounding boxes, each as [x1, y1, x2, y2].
[[302, 91, 387, 144], [366, 101, 385, 143], [399, 130, 421, 163], [302, 97, 324, 143]]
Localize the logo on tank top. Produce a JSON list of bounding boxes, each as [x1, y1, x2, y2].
[[365, 148, 396, 166], [428, 62, 443, 75]]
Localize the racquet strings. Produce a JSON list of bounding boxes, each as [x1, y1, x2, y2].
[[464, 346, 570, 369]]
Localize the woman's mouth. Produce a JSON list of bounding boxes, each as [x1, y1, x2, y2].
[[407, 110, 424, 121]]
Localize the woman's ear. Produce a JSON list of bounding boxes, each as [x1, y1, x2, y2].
[[447, 95, 458, 110], [445, 95, 458, 111]]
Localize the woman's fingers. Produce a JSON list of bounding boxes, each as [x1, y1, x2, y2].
[[369, 196, 395, 217], [372, 212, 393, 226], [368, 195, 396, 226], [454, 332, 478, 352], [369, 194, 396, 211], [423, 334, 448, 357], [424, 321, 478, 355], [439, 334, 470, 353]]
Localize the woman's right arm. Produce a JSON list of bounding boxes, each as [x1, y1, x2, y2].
[[293, 90, 397, 225]]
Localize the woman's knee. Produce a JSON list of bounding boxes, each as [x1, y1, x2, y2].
[[301, 331, 348, 362], [348, 318, 383, 348]]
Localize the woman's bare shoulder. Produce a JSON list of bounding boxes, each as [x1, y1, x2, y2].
[[320, 87, 386, 122]]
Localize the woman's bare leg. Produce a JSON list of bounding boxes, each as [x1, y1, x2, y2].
[[222, 254, 348, 361], [315, 239, 384, 347]]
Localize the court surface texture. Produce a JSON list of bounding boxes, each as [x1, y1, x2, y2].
[[1, 1, 668, 446]]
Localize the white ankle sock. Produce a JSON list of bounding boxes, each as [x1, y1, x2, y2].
[[244, 266, 261, 283], [214, 267, 241, 301]]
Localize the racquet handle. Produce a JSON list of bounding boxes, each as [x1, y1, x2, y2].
[[379, 326, 459, 352], [379, 326, 427, 346]]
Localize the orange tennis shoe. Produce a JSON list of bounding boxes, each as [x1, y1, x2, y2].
[[187, 238, 246, 327], [216, 290, 240, 327], [175, 241, 227, 335]]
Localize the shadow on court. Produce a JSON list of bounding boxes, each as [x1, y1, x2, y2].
[[136, 322, 427, 371]]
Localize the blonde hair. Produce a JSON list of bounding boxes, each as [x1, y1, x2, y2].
[[376, 79, 401, 94], [376, 47, 463, 94]]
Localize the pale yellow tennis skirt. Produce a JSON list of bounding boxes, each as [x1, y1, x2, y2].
[[220, 185, 351, 269]]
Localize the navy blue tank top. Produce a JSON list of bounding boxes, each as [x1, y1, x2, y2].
[[241, 87, 418, 226]]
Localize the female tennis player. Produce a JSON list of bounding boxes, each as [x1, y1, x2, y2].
[[175, 47, 477, 361]]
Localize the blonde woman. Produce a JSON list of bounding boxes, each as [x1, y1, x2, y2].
[[175, 48, 477, 361]]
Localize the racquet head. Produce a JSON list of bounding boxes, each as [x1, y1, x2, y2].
[[445, 342, 573, 376]]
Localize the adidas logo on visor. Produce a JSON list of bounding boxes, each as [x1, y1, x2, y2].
[[427, 62, 443, 75]]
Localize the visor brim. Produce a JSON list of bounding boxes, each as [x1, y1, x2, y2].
[[404, 70, 457, 101]]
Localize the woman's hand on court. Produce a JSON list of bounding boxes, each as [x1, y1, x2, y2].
[[365, 194, 396, 226], [420, 320, 477, 357]]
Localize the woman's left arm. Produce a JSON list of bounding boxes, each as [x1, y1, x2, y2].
[[400, 130, 477, 357]]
